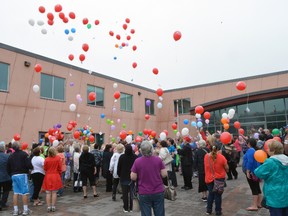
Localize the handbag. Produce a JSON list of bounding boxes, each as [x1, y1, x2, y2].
[[164, 175, 177, 201], [250, 172, 261, 182], [163, 148, 174, 165], [208, 154, 225, 194], [132, 182, 140, 212], [74, 172, 82, 190]]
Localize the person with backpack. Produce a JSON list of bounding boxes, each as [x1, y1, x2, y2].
[[90, 143, 103, 185]]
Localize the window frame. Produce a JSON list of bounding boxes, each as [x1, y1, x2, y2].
[[86, 84, 105, 107], [145, 98, 155, 115], [0, 62, 9, 92], [120, 92, 133, 112], [40, 73, 65, 102], [174, 98, 191, 115]]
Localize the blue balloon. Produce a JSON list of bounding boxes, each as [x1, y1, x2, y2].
[[113, 57, 117, 60], [191, 121, 197, 127], [100, 113, 105, 119], [183, 119, 189, 125], [39, 139, 43, 143], [64, 29, 69, 35], [197, 121, 203, 128], [71, 28, 76, 33]]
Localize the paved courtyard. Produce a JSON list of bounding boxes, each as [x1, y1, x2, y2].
[[1, 169, 270, 216]]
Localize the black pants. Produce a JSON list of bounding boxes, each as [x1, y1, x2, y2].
[[95, 165, 101, 179], [106, 172, 113, 192], [31, 173, 44, 200], [112, 178, 120, 196], [168, 163, 178, 187], [121, 183, 134, 211], [227, 162, 238, 179], [0, 180, 12, 208], [182, 165, 193, 188]]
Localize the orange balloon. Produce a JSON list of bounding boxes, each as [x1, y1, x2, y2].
[[45, 133, 49, 138], [128, 130, 133, 135], [221, 118, 228, 124], [223, 123, 229, 130], [254, 150, 267, 163]]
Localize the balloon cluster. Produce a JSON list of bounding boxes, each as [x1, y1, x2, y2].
[[73, 125, 95, 142], [220, 108, 236, 130], [45, 124, 64, 146], [193, 105, 204, 128]]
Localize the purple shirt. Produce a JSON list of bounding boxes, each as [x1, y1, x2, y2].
[[131, 156, 165, 195]]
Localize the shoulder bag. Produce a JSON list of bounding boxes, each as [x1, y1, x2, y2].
[[163, 148, 174, 165], [132, 182, 140, 212], [164, 175, 177, 201], [208, 154, 225, 194]]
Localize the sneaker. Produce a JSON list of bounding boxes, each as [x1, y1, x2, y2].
[[123, 209, 128, 213], [22, 209, 32, 215], [216, 212, 222, 216], [12, 210, 20, 216], [202, 197, 207, 202], [47, 207, 51, 212], [51, 206, 56, 212], [206, 212, 212, 215]]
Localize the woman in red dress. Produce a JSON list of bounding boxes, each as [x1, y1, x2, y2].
[[42, 147, 62, 212]]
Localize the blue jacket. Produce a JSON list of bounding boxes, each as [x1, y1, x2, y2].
[[242, 148, 260, 173], [0, 152, 11, 182], [254, 154, 288, 208]]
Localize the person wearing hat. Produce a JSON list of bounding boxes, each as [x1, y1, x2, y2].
[[178, 136, 193, 190], [0, 141, 12, 211]]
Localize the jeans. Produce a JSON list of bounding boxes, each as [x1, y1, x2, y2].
[[139, 192, 165, 216], [269, 207, 288, 216], [29, 180, 34, 201], [0, 180, 12, 207], [57, 172, 65, 195], [206, 182, 222, 214], [112, 178, 120, 196]]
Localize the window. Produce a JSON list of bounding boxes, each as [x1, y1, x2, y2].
[[0, 62, 9, 91], [120, 93, 133, 112], [145, 98, 155, 115], [87, 85, 104, 106], [174, 98, 190, 115], [40, 74, 65, 101]]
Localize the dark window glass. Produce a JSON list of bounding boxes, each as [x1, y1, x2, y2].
[[0, 62, 9, 91], [265, 99, 285, 115], [120, 93, 133, 112], [145, 99, 155, 115], [87, 85, 104, 107], [174, 98, 190, 115], [40, 74, 65, 101]]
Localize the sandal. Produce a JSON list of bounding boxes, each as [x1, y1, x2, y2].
[[246, 207, 258, 211], [33, 202, 43, 206], [94, 194, 99, 197]]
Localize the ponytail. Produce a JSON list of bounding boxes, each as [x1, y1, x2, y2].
[[211, 145, 218, 161]]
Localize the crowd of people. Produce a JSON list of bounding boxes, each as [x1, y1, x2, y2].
[[0, 125, 287, 216]]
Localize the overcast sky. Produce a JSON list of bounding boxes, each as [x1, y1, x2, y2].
[[1, 0, 288, 90]]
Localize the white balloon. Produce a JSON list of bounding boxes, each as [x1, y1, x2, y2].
[[228, 113, 234, 119], [77, 114, 80, 118], [181, 127, 189, 136], [68, 36, 74, 41], [69, 103, 76, 112], [41, 29, 47, 34], [113, 83, 118, 88], [159, 96, 163, 101], [126, 135, 132, 144], [52, 140, 59, 147], [195, 113, 201, 119], [28, 19, 35, 26], [176, 132, 180, 137], [32, 85, 39, 93], [37, 20, 44, 26], [222, 113, 228, 119], [88, 70, 93, 74], [246, 107, 250, 113], [157, 102, 163, 109], [205, 119, 210, 124], [228, 109, 235, 115], [159, 132, 166, 140]]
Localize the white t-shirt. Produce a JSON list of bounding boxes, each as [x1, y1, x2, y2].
[[31, 156, 45, 175], [73, 152, 81, 173]]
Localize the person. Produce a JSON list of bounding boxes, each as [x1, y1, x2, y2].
[[109, 144, 124, 201], [204, 145, 229, 216], [90, 143, 103, 184], [264, 129, 273, 141], [42, 147, 62, 212], [242, 138, 262, 211], [102, 144, 113, 192], [233, 135, 242, 166], [72, 146, 81, 192], [194, 140, 209, 201], [79, 145, 98, 198], [131, 141, 167, 216], [56, 145, 66, 197], [0, 141, 12, 211], [31, 147, 45, 206], [178, 136, 193, 190], [158, 140, 172, 186], [254, 140, 288, 216], [7, 141, 33, 216], [117, 144, 137, 213], [222, 139, 238, 180], [167, 138, 178, 187]]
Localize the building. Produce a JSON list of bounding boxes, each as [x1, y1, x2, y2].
[[0, 43, 288, 145]]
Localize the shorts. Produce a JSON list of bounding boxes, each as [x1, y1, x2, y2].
[[12, 174, 29, 195]]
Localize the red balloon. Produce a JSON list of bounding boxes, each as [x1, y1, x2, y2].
[[48, 128, 54, 135], [38, 6, 45, 13], [143, 129, 149, 135], [126, 35, 131, 40], [72, 121, 77, 127], [82, 43, 89, 52], [130, 29, 135, 34], [156, 88, 163, 96], [116, 34, 121, 40], [234, 121, 241, 129], [203, 111, 211, 119], [34, 64, 42, 73], [47, 13, 54, 21], [67, 124, 73, 131], [88, 92, 96, 101], [236, 81, 247, 91], [68, 54, 74, 61], [173, 31, 182, 41], [82, 18, 89, 25], [13, 134, 21, 141], [147, 129, 152, 135], [21, 142, 29, 150], [273, 137, 281, 142], [151, 131, 157, 137], [119, 130, 127, 140], [62, 17, 69, 23], [135, 136, 142, 143], [79, 54, 86, 62], [132, 62, 137, 69], [49, 136, 56, 143], [47, 20, 54, 26], [121, 42, 126, 47], [54, 4, 62, 12], [89, 135, 95, 143], [238, 128, 245, 135], [69, 12, 75, 19], [114, 91, 121, 99], [163, 130, 168, 136], [123, 24, 128, 30], [220, 132, 232, 144], [152, 68, 159, 75], [125, 18, 130, 24], [74, 131, 80, 139], [195, 105, 204, 114], [132, 45, 137, 51], [109, 31, 114, 36], [145, 114, 150, 120], [95, 20, 100, 25], [171, 123, 177, 130], [59, 134, 64, 140], [59, 12, 65, 19], [264, 139, 273, 153]]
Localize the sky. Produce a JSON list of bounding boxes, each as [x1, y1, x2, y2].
[[1, 0, 288, 90]]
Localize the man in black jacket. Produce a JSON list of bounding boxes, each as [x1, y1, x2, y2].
[[179, 137, 193, 190], [7, 141, 33, 216]]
